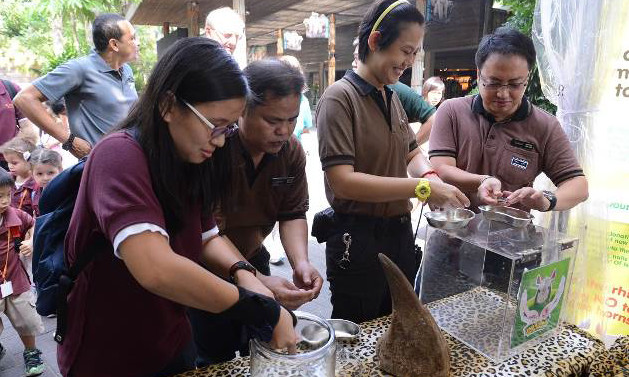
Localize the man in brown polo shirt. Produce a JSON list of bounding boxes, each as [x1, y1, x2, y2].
[[430, 27, 588, 212], [189, 59, 323, 366]]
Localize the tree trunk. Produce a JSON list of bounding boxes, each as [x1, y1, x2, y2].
[[85, 20, 92, 47], [51, 15, 64, 56], [71, 17, 80, 50]]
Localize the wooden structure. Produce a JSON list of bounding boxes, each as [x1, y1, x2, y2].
[[422, 0, 508, 97], [128, 0, 508, 102]]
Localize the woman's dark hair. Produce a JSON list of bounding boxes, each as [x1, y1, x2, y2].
[[28, 147, 63, 171], [0, 168, 14, 189], [117, 37, 248, 232], [93, 13, 125, 53], [244, 59, 305, 110], [357, 0, 425, 63], [475, 27, 536, 70]]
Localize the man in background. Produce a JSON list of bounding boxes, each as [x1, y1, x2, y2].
[[14, 13, 138, 158]]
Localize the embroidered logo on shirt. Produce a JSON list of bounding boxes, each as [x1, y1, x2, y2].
[[511, 156, 529, 170]]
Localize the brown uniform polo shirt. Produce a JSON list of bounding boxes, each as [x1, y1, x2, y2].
[[429, 95, 584, 209], [216, 133, 309, 259], [316, 70, 418, 218]]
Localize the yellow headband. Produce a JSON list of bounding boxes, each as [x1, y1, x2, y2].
[[371, 0, 410, 34]]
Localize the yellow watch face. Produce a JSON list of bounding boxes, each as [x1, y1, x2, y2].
[[415, 179, 431, 202]]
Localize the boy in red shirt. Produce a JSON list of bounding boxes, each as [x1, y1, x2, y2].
[[0, 168, 45, 376]]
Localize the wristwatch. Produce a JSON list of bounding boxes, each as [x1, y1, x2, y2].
[[62, 133, 76, 151], [229, 261, 257, 284], [542, 190, 557, 212], [414, 179, 431, 202]]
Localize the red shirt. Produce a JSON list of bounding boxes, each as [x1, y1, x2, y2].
[[0, 207, 34, 296], [0, 81, 21, 150], [12, 177, 36, 217], [59, 132, 215, 377]]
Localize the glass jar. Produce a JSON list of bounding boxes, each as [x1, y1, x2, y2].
[[250, 311, 336, 377]]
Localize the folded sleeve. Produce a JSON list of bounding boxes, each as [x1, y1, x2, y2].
[[316, 85, 356, 170], [85, 135, 167, 247], [542, 119, 585, 186], [32, 59, 84, 102]]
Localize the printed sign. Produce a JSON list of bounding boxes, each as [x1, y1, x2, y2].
[[511, 258, 571, 348]]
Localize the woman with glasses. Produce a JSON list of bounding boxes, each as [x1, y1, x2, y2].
[[58, 38, 297, 377], [315, 0, 469, 324], [429, 27, 588, 212]]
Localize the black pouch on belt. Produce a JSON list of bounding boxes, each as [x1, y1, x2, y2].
[[311, 207, 337, 243]]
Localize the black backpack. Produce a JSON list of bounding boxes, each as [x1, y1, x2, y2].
[[1, 79, 18, 99], [32, 158, 101, 344]]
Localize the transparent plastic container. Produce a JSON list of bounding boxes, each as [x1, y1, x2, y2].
[[250, 311, 336, 377], [417, 216, 578, 362]]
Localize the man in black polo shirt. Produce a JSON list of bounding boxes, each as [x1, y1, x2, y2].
[[188, 59, 323, 366]]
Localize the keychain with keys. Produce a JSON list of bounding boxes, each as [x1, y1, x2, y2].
[[339, 233, 352, 269]]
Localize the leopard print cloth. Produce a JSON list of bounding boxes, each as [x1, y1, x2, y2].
[[176, 307, 627, 377]]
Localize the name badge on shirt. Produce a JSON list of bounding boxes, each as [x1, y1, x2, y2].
[[271, 177, 295, 186], [510, 138, 535, 151], [511, 156, 529, 170], [1, 281, 13, 298]]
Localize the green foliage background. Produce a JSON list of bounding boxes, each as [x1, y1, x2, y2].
[[0, 0, 158, 92]]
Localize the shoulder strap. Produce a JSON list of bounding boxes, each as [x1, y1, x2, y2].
[[55, 236, 107, 344], [2, 80, 18, 100]]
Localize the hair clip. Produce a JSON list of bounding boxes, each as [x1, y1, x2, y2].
[[23, 151, 31, 161]]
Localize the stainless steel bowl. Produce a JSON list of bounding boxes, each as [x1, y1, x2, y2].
[[301, 319, 361, 347], [424, 208, 475, 230], [478, 205, 533, 228], [328, 319, 360, 341]]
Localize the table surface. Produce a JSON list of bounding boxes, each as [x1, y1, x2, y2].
[[175, 315, 619, 377]]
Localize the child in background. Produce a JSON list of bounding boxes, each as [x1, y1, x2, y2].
[[0, 138, 37, 216], [0, 168, 45, 376], [28, 148, 63, 217]]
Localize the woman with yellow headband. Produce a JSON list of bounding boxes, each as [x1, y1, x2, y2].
[[314, 0, 469, 323]]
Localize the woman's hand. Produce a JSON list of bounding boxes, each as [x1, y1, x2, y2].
[[269, 307, 298, 353], [477, 176, 503, 205], [427, 180, 470, 209], [235, 270, 274, 299]]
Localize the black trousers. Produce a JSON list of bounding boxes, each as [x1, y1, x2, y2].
[[187, 247, 271, 367], [324, 213, 417, 323]]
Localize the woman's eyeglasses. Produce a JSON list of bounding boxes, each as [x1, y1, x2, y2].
[[181, 99, 238, 138], [479, 72, 529, 92]]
